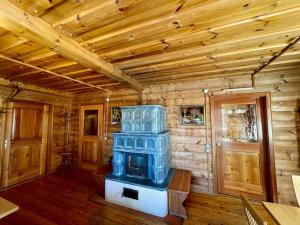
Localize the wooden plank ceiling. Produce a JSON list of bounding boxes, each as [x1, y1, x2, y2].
[[0, 0, 299, 93]]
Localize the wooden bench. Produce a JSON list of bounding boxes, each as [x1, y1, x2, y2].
[[168, 169, 192, 219], [0, 197, 19, 219], [93, 157, 113, 198]]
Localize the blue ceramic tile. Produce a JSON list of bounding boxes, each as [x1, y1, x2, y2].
[[111, 105, 172, 185]]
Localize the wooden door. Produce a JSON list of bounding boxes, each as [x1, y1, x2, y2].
[[79, 105, 104, 171], [2, 102, 49, 187], [214, 95, 269, 201]]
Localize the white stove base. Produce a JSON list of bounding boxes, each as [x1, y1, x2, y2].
[[105, 179, 168, 217]]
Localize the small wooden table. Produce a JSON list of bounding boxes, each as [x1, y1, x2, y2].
[[0, 197, 19, 219], [168, 169, 192, 219], [263, 202, 300, 225]]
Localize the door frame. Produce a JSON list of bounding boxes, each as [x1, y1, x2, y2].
[[0, 100, 53, 187], [78, 103, 105, 171], [210, 92, 277, 202]]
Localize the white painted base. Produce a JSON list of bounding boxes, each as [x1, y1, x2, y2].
[[105, 179, 168, 217]]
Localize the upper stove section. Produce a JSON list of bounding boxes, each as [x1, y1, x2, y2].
[[121, 105, 167, 134]]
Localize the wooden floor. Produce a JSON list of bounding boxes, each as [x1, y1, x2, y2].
[[0, 170, 276, 225]]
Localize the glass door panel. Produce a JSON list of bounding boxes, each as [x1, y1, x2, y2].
[[221, 104, 257, 143], [83, 109, 98, 136]]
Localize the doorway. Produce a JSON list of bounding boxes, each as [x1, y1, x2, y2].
[[1, 101, 49, 187], [78, 104, 104, 171], [212, 93, 276, 202]]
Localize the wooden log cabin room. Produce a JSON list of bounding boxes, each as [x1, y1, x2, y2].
[[0, 0, 300, 224]]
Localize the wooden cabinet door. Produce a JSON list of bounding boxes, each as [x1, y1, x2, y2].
[[78, 105, 104, 171], [2, 102, 48, 187], [214, 96, 267, 201]]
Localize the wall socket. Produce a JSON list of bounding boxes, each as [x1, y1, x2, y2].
[[204, 143, 211, 153]]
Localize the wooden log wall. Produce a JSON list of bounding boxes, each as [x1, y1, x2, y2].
[[49, 105, 73, 173], [72, 89, 141, 165], [73, 69, 299, 206], [0, 80, 73, 176], [142, 75, 252, 194], [142, 71, 300, 206], [255, 69, 300, 206]]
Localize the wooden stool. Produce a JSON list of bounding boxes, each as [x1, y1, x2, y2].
[[58, 151, 73, 174], [168, 169, 192, 219]]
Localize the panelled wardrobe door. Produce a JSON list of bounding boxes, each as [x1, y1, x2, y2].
[[2, 102, 49, 187], [79, 105, 104, 171]]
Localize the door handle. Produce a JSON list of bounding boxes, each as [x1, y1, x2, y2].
[[217, 142, 221, 147], [4, 139, 9, 150]]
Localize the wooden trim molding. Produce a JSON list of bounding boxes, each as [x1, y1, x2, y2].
[[265, 92, 278, 203]]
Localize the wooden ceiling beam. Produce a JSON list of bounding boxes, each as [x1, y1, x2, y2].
[[0, 77, 72, 97], [10, 0, 65, 17], [128, 55, 270, 75], [19, 48, 57, 63], [65, 86, 95, 92], [52, 1, 117, 29], [0, 53, 110, 93], [136, 65, 256, 81], [10, 73, 54, 83], [52, 80, 114, 90], [97, 82, 121, 87], [102, 23, 300, 63], [116, 42, 287, 70], [0, 0, 143, 91], [125, 44, 286, 77], [139, 71, 252, 85], [80, 1, 300, 47], [0, 33, 28, 52], [129, 49, 300, 76], [62, 69, 93, 76], [251, 37, 300, 77], [117, 25, 300, 70], [38, 75, 109, 88], [64, 82, 123, 93], [135, 55, 300, 84], [6, 60, 78, 80]]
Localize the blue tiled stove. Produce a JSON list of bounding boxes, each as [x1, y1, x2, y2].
[[112, 105, 171, 184], [105, 105, 173, 217]]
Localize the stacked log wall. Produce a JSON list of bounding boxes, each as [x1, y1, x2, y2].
[[72, 89, 141, 165], [73, 70, 299, 205]]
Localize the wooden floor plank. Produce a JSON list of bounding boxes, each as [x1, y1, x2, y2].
[[0, 170, 276, 225]]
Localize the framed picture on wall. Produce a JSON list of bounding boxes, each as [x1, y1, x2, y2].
[[179, 105, 205, 126], [111, 107, 121, 125]]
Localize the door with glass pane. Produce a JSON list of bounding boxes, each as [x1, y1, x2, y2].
[[78, 105, 104, 171], [214, 96, 267, 201]]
